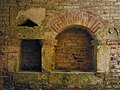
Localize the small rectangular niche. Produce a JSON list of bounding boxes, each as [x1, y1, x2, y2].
[[20, 39, 43, 72]]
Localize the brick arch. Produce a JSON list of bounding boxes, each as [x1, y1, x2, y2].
[[47, 10, 105, 33]]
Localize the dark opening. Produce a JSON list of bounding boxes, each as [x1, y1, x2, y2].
[[0, 31, 5, 36], [18, 19, 38, 27], [55, 26, 95, 72], [20, 39, 42, 72]]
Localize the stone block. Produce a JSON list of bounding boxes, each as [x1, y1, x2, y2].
[[105, 2, 114, 5], [113, 16, 120, 19], [115, 65, 120, 68], [115, 2, 120, 5], [17, 7, 46, 26], [102, 0, 117, 1]]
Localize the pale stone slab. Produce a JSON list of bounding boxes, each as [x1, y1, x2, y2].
[[97, 45, 110, 73], [17, 7, 46, 26]]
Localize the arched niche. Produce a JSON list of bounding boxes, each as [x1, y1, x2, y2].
[[55, 25, 97, 72], [46, 10, 112, 73]]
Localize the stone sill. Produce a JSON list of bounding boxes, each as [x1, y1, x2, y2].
[[51, 71, 95, 74], [18, 71, 42, 74], [17, 71, 95, 74], [17, 71, 105, 74]]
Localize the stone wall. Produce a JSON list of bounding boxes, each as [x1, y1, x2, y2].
[[0, 0, 120, 90]]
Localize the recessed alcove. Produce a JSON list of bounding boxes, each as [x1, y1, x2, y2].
[[55, 26, 96, 72], [20, 39, 42, 72]]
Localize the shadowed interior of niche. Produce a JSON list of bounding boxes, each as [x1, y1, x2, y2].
[[20, 39, 42, 72], [18, 19, 38, 27], [55, 25, 96, 72]]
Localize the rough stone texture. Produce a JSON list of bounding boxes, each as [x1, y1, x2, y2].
[[0, 0, 120, 90]]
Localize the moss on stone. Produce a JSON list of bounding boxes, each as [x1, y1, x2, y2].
[[13, 73, 42, 89], [42, 73, 104, 88], [13, 73, 42, 83]]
